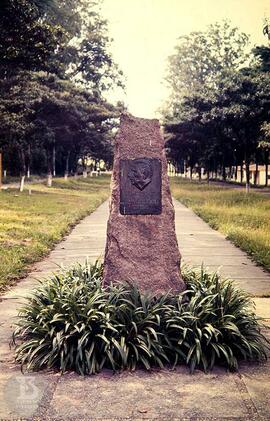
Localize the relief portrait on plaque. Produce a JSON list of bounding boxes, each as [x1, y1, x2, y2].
[[120, 157, 162, 215], [127, 158, 153, 191]]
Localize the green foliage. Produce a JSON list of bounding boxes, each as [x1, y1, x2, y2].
[[252, 46, 270, 73], [263, 17, 270, 40], [260, 122, 270, 146], [163, 20, 270, 189], [164, 68, 270, 187], [163, 20, 249, 115], [13, 261, 268, 375], [0, 68, 120, 177], [0, 0, 64, 77], [0, 0, 125, 178]]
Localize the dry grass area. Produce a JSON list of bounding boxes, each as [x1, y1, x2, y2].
[[0, 176, 110, 292], [170, 178, 270, 272]]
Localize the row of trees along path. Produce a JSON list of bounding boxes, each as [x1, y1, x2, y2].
[[0, 0, 124, 191], [162, 20, 270, 192]]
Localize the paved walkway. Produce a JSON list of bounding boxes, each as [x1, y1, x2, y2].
[[174, 200, 270, 296], [0, 198, 270, 420]]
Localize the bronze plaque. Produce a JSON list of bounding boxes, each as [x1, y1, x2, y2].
[[120, 158, 162, 215]]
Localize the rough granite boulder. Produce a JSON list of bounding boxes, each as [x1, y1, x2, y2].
[[103, 113, 185, 295]]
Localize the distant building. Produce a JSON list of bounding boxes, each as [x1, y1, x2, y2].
[[236, 164, 270, 186], [168, 162, 270, 186]]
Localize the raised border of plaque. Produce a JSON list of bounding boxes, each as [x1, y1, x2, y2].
[[120, 158, 162, 215]]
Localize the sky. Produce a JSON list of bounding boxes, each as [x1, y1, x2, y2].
[[102, 0, 270, 118]]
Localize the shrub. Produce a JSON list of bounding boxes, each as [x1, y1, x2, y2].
[[12, 261, 269, 375]]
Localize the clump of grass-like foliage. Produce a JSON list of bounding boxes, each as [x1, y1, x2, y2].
[[12, 261, 269, 375]]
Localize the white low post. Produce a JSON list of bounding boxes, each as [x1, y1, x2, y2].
[[20, 175, 25, 192], [47, 174, 52, 187]]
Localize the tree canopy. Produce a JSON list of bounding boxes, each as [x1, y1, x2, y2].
[[0, 0, 124, 186], [163, 21, 249, 118], [162, 20, 270, 189]]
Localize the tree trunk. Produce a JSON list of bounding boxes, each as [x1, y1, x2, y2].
[[245, 158, 250, 194], [46, 149, 53, 187], [240, 163, 243, 184], [183, 160, 187, 178], [82, 157, 88, 178], [47, 172, 52, 187], [20, 175, 25, 192], [97, 160, 100, 175], [64, 151, 70, 181], [222, 164, 226, 182], [198, 167, 202, 182], [19, 148, 26, 192], [26, 144, 31, 178], [207, 169, 210, 185], [265, 160, 269, 187], [52, 143, 56, 177], [254, 161, 259, 186], [234, 165, 238, 181], [190, 166, 193, 181]]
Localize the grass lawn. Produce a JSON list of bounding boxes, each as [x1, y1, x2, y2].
[[170, 178, 270, 272], [0, 175, 110, 292]]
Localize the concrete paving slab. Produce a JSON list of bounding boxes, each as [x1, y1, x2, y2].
[[182, 247, 246, 256], [35, 255, 103, 268], [48, 252, 105, 259], [183, 255, 258, 266], [45, 369, 250, 420], [254, 298, 270, 319], [0, 371, 58, 419], [239, 363, 270, 420], [233, 279, 270, 296]]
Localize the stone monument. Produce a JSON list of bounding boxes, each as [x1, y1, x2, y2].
[[103, 113, 185, 295]]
